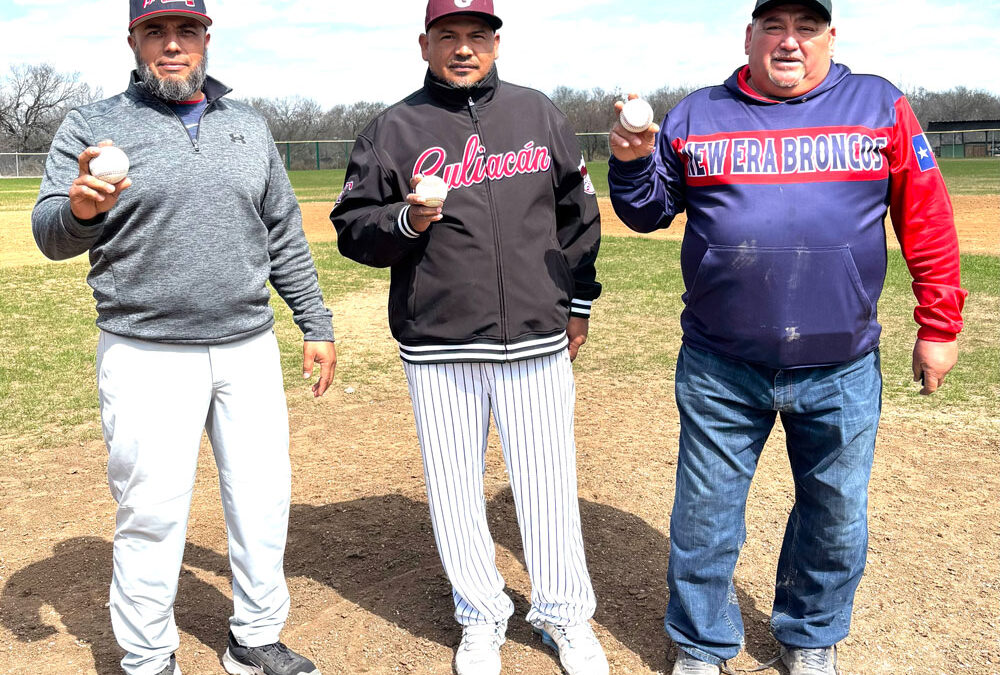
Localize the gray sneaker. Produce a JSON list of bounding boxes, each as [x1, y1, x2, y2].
[[781, 646, 838, 675], [155, 654, 180, 675], [671, 651, 721, 674], [222, 631, 320, 675]]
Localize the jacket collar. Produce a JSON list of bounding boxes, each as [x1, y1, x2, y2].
[[126, 70, 233, 106], [726, 61, 851, 104], [423, 66, 499, 108]]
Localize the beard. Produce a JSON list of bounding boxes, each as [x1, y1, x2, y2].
[[136, 51, 208, 102]]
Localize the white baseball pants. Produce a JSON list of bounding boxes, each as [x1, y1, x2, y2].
[[97, 330, 292, 675], [402, 351, 597, 628]]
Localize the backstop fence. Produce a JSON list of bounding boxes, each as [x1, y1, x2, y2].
[[3, 130, 997, 178]]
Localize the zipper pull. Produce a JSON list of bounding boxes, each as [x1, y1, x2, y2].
[[467, 97, 480, 123]]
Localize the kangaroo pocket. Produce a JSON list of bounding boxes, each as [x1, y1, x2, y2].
[[683, 245, 879, 368]]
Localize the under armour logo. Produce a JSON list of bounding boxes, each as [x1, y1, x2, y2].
[[230, 133, 245, 144], [454, 0, 473, 7]]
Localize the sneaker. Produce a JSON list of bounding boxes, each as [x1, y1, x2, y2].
[[671, 651, 721, 674], [154, 654, 181, 675], [781, 646, 838, 675], [222, 631, 320, 675], [532, 620, 609, 675], [454, 621, 506, 675]]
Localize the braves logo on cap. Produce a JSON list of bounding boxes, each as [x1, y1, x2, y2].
[[144, 0, 196, 8]]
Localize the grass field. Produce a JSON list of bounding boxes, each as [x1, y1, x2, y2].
[[2, 236, 998, 449], [1, 159, 997, 447], [4, 157, 996, 209]]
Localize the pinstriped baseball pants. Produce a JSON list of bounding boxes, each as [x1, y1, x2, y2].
[[402, 351, 597, 628]]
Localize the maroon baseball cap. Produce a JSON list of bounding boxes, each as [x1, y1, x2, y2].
[[753, 0, 831, 22], [425, 0, 502, 31], [129, 0, 213, 31]]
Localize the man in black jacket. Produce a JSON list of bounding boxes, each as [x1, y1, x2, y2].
[[331, 2, 606, 674]]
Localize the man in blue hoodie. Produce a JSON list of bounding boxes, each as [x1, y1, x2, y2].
[[608, 1, 966, 674]]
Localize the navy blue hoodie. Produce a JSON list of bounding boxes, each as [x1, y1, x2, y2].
[[609, 63, 965, 369]]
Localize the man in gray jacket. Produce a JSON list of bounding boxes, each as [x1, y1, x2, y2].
[[31, 2, 332, 674]]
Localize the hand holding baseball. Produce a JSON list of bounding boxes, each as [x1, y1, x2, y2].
[[70, 140, 132, 221], [610, 93, 660, 163], [405, 174, 445, 233]]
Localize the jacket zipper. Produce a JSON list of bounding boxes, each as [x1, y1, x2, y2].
[[468, 96, 508, 344], [160, 97, 216, 153]]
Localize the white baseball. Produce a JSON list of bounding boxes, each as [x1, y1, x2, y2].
[[88, 146, 130, 184], [620, 98, 655, 134], [415, 174, 449, 207]]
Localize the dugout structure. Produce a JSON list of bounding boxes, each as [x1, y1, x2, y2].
[[926, 120, 1000, 158]]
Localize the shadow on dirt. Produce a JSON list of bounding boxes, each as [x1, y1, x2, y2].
[[1, 489, 776, 673]]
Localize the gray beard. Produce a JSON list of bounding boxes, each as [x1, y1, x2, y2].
[[136, 52, 208, 102]]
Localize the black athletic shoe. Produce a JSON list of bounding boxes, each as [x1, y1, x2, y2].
[[154, 654, 180, 675], [222, 630, 320, 675]]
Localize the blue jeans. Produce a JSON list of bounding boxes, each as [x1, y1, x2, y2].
[[666, 344, 881, 664]]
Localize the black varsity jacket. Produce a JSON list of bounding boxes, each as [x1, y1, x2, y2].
[[331, 68, 601, 364]]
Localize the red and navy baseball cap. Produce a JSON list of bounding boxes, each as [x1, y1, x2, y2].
[[753, 0, 832, 22], [425, 0, 503, 31], [129, 0, 213, 31]]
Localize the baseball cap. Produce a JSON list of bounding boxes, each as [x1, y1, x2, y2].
[[129, 0, 213, 31], [752, 0, 832, 22], [425, 0, 503, 31]]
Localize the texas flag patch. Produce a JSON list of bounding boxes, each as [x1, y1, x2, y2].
[[912, 134, 936, 172]]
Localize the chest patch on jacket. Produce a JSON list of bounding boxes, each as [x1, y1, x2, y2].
[[413, 134, 552, 190]]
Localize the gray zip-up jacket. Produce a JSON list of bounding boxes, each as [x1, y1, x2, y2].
[[32, 73, 334, 345]]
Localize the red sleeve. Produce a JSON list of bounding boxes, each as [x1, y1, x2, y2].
[[887, 96, 968, 342]]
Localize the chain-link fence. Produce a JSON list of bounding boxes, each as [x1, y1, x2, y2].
[[5, 131, 996, 178], [926, 129, 1000, 158], [0, 153, 48, 178]]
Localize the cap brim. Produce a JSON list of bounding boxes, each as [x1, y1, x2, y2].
[[426, 11, 502, 31], [129, 10, 213, 30], [752, 0, 830, 21]]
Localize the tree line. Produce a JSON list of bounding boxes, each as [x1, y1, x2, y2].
[[3, 63, 1000, 154]]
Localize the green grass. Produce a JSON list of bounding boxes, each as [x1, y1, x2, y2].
[[4, 158, 996, 207], [937, 158, 1000, 195], [0, 178, 45, 211], [2, 237, 996, 452], [287, 169, 346, 202]]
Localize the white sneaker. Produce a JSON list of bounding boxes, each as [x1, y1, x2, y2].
[[781, 646, 838, 675], [454, 621, 506, 675], [532, 621, 609, 675], [671, 651, 721, 674]]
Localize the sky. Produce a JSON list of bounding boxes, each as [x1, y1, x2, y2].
[[3, 0, 999, 110]]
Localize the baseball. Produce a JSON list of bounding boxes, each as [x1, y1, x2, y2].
[[88, 146, 130, 185], [415, 174, 449, 207], [620, 98, 655, 134]]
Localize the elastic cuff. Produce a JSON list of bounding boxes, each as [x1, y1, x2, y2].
[[396, 205, 420, 239], [60, 200, 106, 236], [916, 326, 958, 342], [570, 298, 593, 318]]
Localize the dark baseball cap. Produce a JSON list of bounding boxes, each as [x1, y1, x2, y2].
[[752, 0, 832, 22], [129, 0, 213, 31], [425, 0, 503, 31]]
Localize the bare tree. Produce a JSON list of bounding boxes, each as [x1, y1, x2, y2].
[[905, 86, 1000, 127], [0, 63, 101, 152]]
